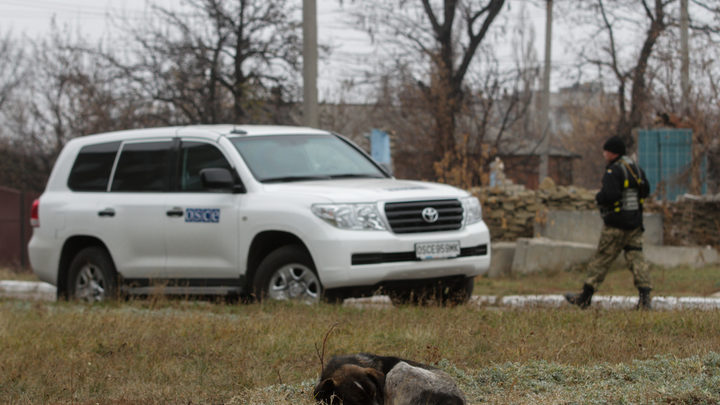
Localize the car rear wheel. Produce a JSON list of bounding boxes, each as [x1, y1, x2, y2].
[[253, 245, 322, 303], [67, 247, 118, 302]]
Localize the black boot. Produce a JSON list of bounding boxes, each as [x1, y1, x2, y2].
[[565, 284, 595, 309], [637, 287, 652, 310]]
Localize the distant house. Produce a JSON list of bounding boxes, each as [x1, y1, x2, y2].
[[490, 82, 609, 189], [311, 82, 607, 188], [497, 144, 579, 189]]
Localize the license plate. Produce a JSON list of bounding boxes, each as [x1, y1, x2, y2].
[[415, 241, 461, 260]]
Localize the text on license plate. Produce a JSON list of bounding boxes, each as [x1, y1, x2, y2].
[[415, 241, 461, 260]]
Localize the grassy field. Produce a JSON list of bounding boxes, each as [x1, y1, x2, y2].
[[1, 265, 720, 404], [474, 263, 720, 297], [0, 266, 40, 282]]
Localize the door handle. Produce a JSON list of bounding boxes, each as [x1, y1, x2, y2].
[[98, 208, 115, 217], [166, 207, 184, 217]]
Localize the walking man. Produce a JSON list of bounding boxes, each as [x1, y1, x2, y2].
[[565, 136, 653, 310]]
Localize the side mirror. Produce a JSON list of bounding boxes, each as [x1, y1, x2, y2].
[[200, 168, 244, 193]]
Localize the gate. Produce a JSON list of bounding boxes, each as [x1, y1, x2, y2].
[[638, 129, 707, 201], [0, 187, 40, 268]]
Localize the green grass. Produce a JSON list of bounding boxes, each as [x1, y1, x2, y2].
[[1, 265, 720, 403]]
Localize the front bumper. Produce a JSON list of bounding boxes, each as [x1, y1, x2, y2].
[[308, 221, 491, 289]]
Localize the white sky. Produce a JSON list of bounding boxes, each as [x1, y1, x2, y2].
[[0, 0, 561, 101]]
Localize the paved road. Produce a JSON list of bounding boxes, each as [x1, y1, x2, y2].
[[4, 280, 720, 310]]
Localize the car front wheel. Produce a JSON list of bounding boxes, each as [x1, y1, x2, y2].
[[252, 245, 322, 303]]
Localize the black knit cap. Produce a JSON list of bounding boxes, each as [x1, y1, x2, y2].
[[603, 136, 625, 155]]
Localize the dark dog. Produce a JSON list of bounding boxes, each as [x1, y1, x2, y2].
[[313, 362, 384, 405], [313, 353, 416, 405], [313, 353, 466, 405]]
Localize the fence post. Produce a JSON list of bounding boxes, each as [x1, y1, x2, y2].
[[20, 191, 27, 268]]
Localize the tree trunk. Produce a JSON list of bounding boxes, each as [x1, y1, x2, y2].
[[615, 0, 666, 151]]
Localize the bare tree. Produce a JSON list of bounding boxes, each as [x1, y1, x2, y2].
[[0, 31, 24, 117], [1, 1, 307, 188], [103, 0, 303, 125], [559, 0, 720, 191], [651, 3, 720, 194], [558, 88, 620, 189], [563, 0, 673, 151], [341, 3, 536, 186], [348, 0, 506, 163], [461, 9, 539, 161], [1, 23, 146, 179]]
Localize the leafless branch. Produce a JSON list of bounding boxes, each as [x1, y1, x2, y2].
[[315, 323, 339, 374]]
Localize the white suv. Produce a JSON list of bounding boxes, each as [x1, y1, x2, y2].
[[28, 125, 491, 303]]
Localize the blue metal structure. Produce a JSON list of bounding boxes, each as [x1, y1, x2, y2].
[[370, 129, 392, 166], [638, 129, 707, 201]]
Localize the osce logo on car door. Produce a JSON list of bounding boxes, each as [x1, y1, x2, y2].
[[185, 208, 220, 223]]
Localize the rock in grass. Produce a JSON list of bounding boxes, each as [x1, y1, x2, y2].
[[384, 361, 466, 405]]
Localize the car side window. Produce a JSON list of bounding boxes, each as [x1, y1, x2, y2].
[[179, 141, 232, 191], [111, 141, 173, 192], [67, 141, 121, 191]]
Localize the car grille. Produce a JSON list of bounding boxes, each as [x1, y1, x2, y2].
[[384, 199, 463, 234]]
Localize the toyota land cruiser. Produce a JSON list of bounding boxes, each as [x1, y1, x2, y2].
[[28, 125, 491, 303]]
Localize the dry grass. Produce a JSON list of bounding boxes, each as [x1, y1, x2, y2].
[[0, 266, 38, 282], [1, 265, 720, 403], [2, 297, 720, 403], [474, 264, 720, 297]]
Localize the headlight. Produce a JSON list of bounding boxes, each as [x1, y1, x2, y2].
[[461, 196, 482, 225], [312, 203, 387, 230]]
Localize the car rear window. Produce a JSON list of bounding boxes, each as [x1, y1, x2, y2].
[[67, 141, 121, 192], [111, 141, 174, 192]]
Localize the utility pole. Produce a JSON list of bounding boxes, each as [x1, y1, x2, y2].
[[303, 0, 319, 127], [538, 0, 553, 183], [680, 0, 689, 116]]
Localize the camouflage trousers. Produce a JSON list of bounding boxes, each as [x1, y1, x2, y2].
[[584, 225, 652, 290]]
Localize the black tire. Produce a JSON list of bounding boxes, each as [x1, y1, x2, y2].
[[389, 277, 474, 306], [388, 288, 421, 306], [67, 247, 118, 302], [442, 276, 475, 305], [252, 245, 322, 303], [388, 282, 443, 306]]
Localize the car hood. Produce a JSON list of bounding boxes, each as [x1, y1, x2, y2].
[[261, 178, 469, 203]]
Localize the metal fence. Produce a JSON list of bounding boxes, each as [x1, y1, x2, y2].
[[0, 187, 40, 268], [638, 129, 708, 201]]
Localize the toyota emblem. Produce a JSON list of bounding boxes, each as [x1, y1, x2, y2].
[[421, 207, 439, 223]]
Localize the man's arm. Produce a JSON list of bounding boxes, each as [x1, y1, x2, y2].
[[596, 168, 623, 206]]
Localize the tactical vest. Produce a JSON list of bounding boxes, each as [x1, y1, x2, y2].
[[602, 156, 644, 218]]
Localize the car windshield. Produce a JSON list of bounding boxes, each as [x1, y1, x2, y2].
[[230, 134, 388, 183]]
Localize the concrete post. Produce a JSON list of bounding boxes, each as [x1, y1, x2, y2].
[[538, 0, 553, 183], [303, 0, 319, 128]]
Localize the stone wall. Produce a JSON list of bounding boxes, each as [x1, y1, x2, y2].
[[473, 181, 720, 248], [653, 198, 720, 247], [472, 180, 596, 242]]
